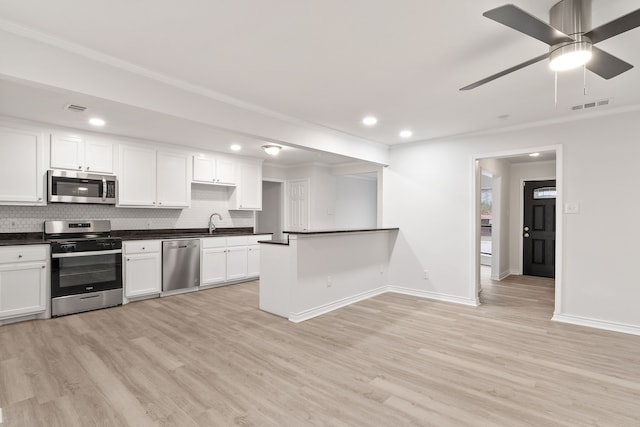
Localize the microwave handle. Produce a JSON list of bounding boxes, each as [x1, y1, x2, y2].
[[102, 177, 107, 201]]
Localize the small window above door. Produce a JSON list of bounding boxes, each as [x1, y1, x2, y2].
[[533, 187, 556, 199]]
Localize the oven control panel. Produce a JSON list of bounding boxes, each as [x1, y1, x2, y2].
[[50, 239, 122, 254]]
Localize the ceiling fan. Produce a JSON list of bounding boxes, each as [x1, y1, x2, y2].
[[460, 0, 640, 90]]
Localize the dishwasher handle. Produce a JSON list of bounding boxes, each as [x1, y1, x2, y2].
[[163, 240, 200, 250]]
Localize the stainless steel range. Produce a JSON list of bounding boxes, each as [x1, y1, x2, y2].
[[45, 220, 123, 317]]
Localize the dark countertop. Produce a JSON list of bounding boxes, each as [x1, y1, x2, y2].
[[113, 227, 271, 241], [259, 239, 290, 246], [282, 227, 399, 235], [0, 228, 273, 246], [0, 233, 47, 246]]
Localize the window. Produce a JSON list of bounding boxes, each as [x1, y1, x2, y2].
[[533, 187, 556, 199]]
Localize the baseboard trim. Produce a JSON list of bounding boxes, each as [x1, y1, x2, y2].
[[552, 313, 640, 337], [288, 286, 388, 323], [493, 270, 511, 281], [387, 286, 480, 307]]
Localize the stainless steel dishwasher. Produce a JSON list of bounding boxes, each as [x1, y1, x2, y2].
[[162, 239, 200, 292]]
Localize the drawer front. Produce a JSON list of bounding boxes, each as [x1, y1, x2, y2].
[[124, 240, 162, 254], [201, 237, 227, 249], [0, 245, 48, 264], [247, 235, 272, 245], [226, 236, 248, 247]]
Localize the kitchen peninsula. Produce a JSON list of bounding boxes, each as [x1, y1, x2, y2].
[[259, 228, 399, 322]]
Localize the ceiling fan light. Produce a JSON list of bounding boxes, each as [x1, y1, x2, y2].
[[549, 42, 592, 71]]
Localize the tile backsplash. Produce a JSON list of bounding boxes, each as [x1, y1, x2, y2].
[[0, 184, 254, 232]]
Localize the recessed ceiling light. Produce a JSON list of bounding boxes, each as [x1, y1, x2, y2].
[[362, 116, 378, 126], [88, 117, 105, 127], [399, 130, 413, 138], [230, 144, 241, 151], [529, 152, 540, 157]]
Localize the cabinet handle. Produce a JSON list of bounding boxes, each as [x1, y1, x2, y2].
[[127, 258, 130, 261], [78, 166, 82, 170], [42, 265, 45, 269], [86, 166, 90, 171], [142, 247, 145, 250], [158, 202, 162, 205], [38, 197, 42, 201], [18, 254, 22, 258]]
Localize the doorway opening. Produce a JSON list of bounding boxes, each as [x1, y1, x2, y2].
[[472, 146, 562, 317], [256, 180, 284, 239]]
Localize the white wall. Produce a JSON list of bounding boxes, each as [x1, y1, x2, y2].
[[479, 158, 511, 280], [335, 175, 377, 229], [383, 109, 640, 331], [509, 160, 557, 274]]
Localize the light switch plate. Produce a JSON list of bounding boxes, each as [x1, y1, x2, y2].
[[564, 203, 580, 214]]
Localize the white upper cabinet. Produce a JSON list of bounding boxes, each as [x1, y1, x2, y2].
[[192, 155, 236, 185], [50, 134, 82, 171], [157, 151, 189, 207], [84, 139, 114, 173], [229, 160, 262, 210], [0, 125, 45, 205], [50, 134, 114, 174], [118, 145, 190, 208], [118, 145, 156, 207]]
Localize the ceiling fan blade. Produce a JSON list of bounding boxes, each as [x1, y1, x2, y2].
[[483, 4, 574, 45], [584, 8, 640, 44], [586, 46, 633, 79], [460, 52, 551, 91]]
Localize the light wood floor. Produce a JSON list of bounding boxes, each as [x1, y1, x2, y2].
[[1, 276, 639, 426]]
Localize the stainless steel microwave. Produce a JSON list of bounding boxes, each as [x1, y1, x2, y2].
[[47, 170, 116, 204]]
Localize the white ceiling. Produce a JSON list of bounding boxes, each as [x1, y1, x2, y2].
[[0, 0, 639, 155]]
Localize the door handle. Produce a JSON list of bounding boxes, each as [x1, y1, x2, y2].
[[523, 226, 529, 231], [524, 233, 530, 238]]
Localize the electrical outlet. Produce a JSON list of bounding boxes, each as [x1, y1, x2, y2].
[[423, 270, 429, 280], [326, 276, 332, 288]]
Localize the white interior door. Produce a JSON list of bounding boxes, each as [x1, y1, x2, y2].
[[286, 179, 309, 231]]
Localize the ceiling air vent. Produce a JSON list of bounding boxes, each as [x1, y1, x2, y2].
[[65, 103, 88, 112], [570, 99, 612, 112]]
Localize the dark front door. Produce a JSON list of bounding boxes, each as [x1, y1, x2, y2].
[[523, 180, 556, 278]]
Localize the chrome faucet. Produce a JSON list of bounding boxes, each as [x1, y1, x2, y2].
[[208, 213, 222, 234]]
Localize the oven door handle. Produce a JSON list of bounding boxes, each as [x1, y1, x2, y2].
[[52, 249, 122, 258]]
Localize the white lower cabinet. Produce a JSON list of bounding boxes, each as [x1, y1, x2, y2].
[[200, 234, 271, 287], [201, 246, 227, 285], [247, 245, 261, 277], [226, 246, 248, 281], [123, 241, 162, 299], [0, 245, 48, 320]]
